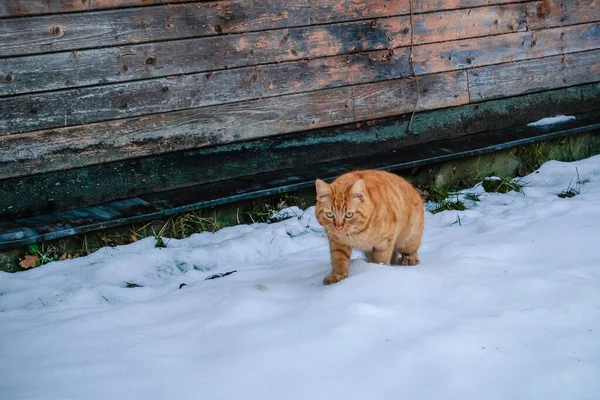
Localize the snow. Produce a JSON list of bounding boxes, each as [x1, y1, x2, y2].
[[527, 114, 576, 127], [1, 156, 600, 400]]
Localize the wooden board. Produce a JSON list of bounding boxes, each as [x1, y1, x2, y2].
[[3, 22, 597, 135], [0, 49, 413, 134], [527, 0, 600, 29], [0, 0, 535, 57], [0, 0, 535, 18], [0, 71, 469, 179], [0, 0, 202, 17], [413, 22, 600, 74], [5, 46, 599, 179], [469, 49, 600, 101], [0, 3, 529, 96], [1, 18, 403, 97], [1, 82, 598, 220]]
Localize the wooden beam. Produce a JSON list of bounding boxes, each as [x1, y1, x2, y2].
[[1, 82, 598, 221], [469, 49, 600, 101], [0, 71, 469, 179], [0, 3, 529, 96], [0, 0, 534, 57]]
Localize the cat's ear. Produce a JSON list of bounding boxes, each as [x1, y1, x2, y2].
[[350, 179, 366, 201], [315, 179, 332, 202]]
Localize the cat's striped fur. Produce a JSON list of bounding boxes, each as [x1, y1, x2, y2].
[[315, 170, 424, 285]]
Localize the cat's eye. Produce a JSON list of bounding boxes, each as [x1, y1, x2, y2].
[[345, 212, 354, 218], [325, 212, 334, 218]]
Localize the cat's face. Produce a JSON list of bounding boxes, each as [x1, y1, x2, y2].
[[315, 178, 371, 237]]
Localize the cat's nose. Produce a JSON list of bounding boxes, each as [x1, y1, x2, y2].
[[335, 225, 343, 232]]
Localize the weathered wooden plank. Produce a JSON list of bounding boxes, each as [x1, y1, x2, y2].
[[0, 0, 535, 18], [413, 22, 600, 74], [527, 0, 600, 30], [411, 2, 529, 44], [0, 3, 529, 96], [0, 0, 87, 16], [1, 82, 599, 220], [1, 19, 400, 97], [0, 1, 203, 17], [0, 0, 533, 57], [0, 49, 415, 134], [0, 71, 468, 179], [2, 22, 596, 135], [469, 49, 600, 101]]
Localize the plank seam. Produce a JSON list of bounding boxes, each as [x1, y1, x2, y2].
[[466, 69, 473, 103], [407, 0, 419, 134]]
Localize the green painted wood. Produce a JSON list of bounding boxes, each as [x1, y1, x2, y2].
[[1, 82, 598, 221]]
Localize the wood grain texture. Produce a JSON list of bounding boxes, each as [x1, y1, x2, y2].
[[0, 0, 534, 57], [527, 0, 600, 30], [0, 0, 534, 18], [413, 22, 600, 74], [2, 22, 597, 135], [0, 49, 415, 134], [0, 71, 469, 179], [0, 3, 529, 96], [411, 3, 529, 44], [1, 82, 599, 220], [0, 18, 403, 97], [0, 1, 203, 17], [469, 49, 600, 101]]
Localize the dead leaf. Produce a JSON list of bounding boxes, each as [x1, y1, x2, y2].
[[19, 254, 39, 269], [130, 235, 138, 243], [59, 253, 73, 261]]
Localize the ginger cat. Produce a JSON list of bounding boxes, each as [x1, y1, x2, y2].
[[315, 170, 424, 285]]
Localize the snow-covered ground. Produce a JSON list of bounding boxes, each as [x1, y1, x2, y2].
[[1, 156, 600, 400]]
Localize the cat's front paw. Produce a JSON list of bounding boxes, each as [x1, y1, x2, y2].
[[323, 273, 347, 285], [399, 255, 420, 266]]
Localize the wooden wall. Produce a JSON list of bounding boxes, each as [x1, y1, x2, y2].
[[1, 0, 599, 220]]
